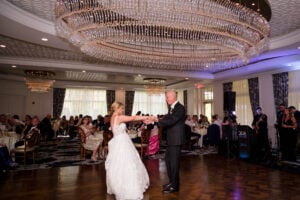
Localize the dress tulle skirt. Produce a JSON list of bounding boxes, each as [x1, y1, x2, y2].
[[105, 133, 149, 200]]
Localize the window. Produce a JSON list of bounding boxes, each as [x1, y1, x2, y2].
[[61, 88, 107, 119], [132, 91, 168, 115], [203, 88, 213, 101], [232, 79, 253, 126], [202, 88, 213, 122]]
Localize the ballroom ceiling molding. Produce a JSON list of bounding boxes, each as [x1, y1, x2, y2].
[[0, 0, 55, 35]]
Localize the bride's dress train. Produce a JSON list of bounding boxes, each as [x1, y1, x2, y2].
[[105, 118, 149, 200]]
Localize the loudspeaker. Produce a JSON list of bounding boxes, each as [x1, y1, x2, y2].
[[223, 91, 236, 111]]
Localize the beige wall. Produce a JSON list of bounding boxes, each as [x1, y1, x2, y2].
[[0, 79, 52, 120]]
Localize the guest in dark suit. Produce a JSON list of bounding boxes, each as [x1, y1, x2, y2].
[[40, 114, 54, 140], [154, 90, 186, 193], [276, 103, 286, 151], [92, 115, 104, 130]]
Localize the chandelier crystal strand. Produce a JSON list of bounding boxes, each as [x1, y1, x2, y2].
[[55, 0, 269, 72]]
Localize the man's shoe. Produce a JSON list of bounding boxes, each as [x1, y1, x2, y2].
[[162, 186, 179, 194], [163, 183, 172, 190]]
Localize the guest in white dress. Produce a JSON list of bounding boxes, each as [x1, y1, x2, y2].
[[106, 102, 153, 200], [79, 116, 102, 161]]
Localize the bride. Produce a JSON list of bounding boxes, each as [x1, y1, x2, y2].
[[105, 101, 152, 200]]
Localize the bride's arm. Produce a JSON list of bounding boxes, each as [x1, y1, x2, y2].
[[118, 115, 154, 123]]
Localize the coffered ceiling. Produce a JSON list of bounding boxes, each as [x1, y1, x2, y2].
[[0, 0, 300, 90]]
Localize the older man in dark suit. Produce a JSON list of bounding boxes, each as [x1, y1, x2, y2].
[[155, 90, 186, 193]]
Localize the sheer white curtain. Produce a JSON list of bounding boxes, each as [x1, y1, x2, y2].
[[288, 70, 300, 109], [132, 91, 168, 115], [61, 88, 107, 119], [232, 79, 253, 126]]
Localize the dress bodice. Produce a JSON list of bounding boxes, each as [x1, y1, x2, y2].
[[112, 116, 127, 137]]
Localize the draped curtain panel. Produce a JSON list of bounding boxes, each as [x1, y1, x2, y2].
[[288, 70, 300, 109], [183, 90, 187, 112], [125, 91, 135, 115], [223, 82, 233, 92], [248, 77, 259, 116], [106, 90, 115, 114], [272, 72, 288, 112], [53, 88, 66, 119]]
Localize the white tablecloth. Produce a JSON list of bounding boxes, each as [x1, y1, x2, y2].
[[128, 130, 138, 139], [0, 132, 19, 152], [194, 128, 207, 148]]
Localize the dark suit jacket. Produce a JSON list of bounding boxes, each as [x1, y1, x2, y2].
[[158, 102, 186, 145]]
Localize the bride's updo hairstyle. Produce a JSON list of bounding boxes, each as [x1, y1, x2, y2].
[[109, 101, 124, 116]]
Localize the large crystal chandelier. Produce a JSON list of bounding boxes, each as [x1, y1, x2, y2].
[[24, 70, 56, 93], [55, 0, 270, 72], [143, 78, 166, 94]]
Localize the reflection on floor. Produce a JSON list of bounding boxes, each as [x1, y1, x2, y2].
[[1, 149, 300, 200]]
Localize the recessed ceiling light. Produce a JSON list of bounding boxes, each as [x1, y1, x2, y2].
[[138, 74, 142, 77], [0, 44, 6, 48], [11, 65, 17, 68], [257, 8, 260, 12], [252, 3, 255, 6], [41, 38, 48, 41], [205, 65, 209, 68], [185, 77, 189, 80], [82, 70, 86, 73], [287, 64, 292, 67]]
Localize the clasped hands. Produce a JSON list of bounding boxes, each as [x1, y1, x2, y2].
[[143, 116, 158, 124]]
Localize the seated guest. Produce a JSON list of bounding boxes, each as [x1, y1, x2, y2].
[[12, 115, 25, 135], [132, 123, 148, 144], [15, 116, 40, 148], [67, 116, 78, 139], [0, 114, 11, 131], [79, 115, 102, 161], [92, 115, 104, 130], [102, 115, 111, 132], [40, 114, 54, 141]]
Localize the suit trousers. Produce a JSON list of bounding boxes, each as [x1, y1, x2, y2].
[[165, 145, 181, 188]]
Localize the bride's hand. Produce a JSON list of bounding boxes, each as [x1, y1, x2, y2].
[[143, 119, 152, 124]]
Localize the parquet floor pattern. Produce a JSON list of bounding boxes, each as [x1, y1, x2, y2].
[[1, 154, 300, 200]]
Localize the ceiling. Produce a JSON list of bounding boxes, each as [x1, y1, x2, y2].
[[0, 0, 300, 90]]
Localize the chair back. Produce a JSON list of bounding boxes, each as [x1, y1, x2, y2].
[[25, 129, 40, 149], [140, 129, 151, 145], [78, 127, 86, 144], [103, 130, 113, 146]]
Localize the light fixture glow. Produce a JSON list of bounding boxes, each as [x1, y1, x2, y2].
[[24, 70, 56, 93], [55, 0, 270, 72]]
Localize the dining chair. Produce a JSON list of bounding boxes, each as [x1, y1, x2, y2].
[[78, 127, 88, 159], [134, 129, 151, 157], [102, 130, 113, 159], [11, 130, 40, 166]]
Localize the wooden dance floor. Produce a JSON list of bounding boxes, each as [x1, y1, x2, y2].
[[1, 154, 300, 200]]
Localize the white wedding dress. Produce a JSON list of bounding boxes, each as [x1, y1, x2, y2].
[[105, 117, 149, 200]]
